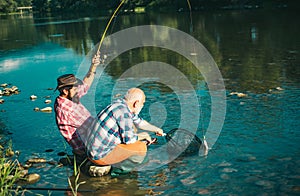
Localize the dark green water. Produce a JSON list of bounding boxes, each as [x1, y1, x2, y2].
[[0, 9, 299, 195]]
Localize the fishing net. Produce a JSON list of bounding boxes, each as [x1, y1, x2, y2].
[[165, 128, 203, 157]]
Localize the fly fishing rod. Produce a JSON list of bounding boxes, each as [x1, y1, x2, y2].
[[96, 0, 125, 54]]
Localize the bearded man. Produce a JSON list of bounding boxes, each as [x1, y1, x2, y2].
[[54, 53, 100, 158]]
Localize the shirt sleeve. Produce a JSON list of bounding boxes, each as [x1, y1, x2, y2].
[[115, 106, 138, 144], [77, 82, 90, 98], [132, 114, 143, 126]]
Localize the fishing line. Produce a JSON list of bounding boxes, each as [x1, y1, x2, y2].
[[96, 0, 125, 55], [186, 0, 208, 156]]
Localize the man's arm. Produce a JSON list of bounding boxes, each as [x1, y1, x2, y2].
[[83, 52, 100, 87], [136, 120, 165, 136]]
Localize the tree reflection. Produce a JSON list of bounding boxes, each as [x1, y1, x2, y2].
[[0, 10, 298, 93]]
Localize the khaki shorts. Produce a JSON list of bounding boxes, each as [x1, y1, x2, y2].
[[91, 141, 147, 165]]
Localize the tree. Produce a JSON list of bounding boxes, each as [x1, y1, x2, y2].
[[0, 0, 17, 13]]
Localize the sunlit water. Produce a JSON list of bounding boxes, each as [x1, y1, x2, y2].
[[0, 9, 299, 195]]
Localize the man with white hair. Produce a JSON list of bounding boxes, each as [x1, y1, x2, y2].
[[86, 87, 164, 174]]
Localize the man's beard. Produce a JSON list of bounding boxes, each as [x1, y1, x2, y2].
[[67, 93, 80, 104]]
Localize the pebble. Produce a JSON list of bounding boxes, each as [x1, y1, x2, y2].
[[26, 173, 40, 183], [44, 99, 51, 104], [33, 107, 40, 111], [30, 95, 37, 100], [5, 149, 14, 157], [40, 107, 52, 112], [0, 83, 8, 87], [27, 158, 47, 163], [229, 92, 247, 98], [1, 85, 20, 96]]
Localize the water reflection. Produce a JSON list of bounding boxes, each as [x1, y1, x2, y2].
[[1, 11, 299, 94]]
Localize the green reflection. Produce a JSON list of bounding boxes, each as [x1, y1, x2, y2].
[[0, 10, 299, 93]]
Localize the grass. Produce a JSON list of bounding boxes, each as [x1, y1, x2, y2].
[[0, 140, 23, 196], [67, 155, 86, 196]]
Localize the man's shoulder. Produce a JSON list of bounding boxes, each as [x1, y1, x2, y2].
[[55, 96, 73, 109], [111, 99, 128, 111]]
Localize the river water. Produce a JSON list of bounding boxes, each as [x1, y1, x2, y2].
[[0, 9, 299, 195]]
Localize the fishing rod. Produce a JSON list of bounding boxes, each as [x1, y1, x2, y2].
[[97, 0, 125, 54]]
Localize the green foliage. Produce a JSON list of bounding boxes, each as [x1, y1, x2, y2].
[[0, 146, 22, 196], [1, 0, 298, 14], [0, 0, 18, 13], [67, 155, 86, 196]]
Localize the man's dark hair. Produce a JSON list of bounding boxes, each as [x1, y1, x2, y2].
[[58, 85, 73, 95]]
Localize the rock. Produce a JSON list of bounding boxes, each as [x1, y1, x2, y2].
[[276, 87, 284, 91], [33, 107, 40, 111], [11, 86, 18, 92], [0, 99, 4, 104], [88, 165, 111, 177], [0, 83, 8, 87], [27, 158, 47, 163], [40, 107, 52, 112], [5, 149, 14, 157], [229, 92, 247, 98], [44, 99, 51, 104], [237, 93, 247, 98], [15, 150, 20, 156], [30, 95, 37, 100], [26, 173, 40, 183], [20, 169, 29, 178]]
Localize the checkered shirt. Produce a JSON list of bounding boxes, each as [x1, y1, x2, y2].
[[54, 82, 91, 154], [86, 99, 142, 160]]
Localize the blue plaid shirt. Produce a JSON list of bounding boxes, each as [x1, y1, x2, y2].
[[86, 99, 142, 160]]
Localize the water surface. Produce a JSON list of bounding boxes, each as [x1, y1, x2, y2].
[[0, 9, 299, 195]]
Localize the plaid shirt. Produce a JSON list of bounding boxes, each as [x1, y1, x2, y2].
[[86, 99, 142, 160], [54, 82, 91, 154]]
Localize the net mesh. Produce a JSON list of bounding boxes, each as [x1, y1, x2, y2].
[[165, 128, 202, 157]]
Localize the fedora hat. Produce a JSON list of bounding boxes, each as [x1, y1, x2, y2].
[[55, 74, 82, 91]]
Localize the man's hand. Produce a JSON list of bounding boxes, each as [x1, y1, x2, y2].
[[155, 128, 165, 136], [138, 132, 151, 143], [92, 51, 101, 66]]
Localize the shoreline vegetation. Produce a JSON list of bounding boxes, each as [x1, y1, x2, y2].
[[0, 0, 299, 16]]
